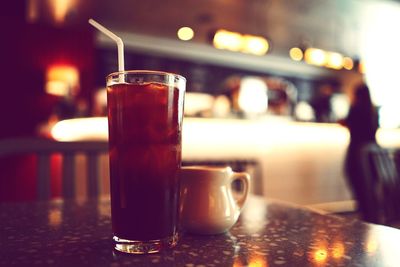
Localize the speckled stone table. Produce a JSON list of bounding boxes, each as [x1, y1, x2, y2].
[[1, 196, 400, 267]]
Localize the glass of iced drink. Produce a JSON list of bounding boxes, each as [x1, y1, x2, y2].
[[106, 70, 186, 254]]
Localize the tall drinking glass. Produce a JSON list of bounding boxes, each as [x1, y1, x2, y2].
[[106, 71, 186, 254]]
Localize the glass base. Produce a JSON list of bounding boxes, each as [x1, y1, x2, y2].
[[113, 232, 179, 254]]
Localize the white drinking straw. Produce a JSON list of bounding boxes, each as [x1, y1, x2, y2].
[[88, 19, 125, 73]]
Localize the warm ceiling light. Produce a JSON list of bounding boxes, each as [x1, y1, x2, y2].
[[46, 65, 79, 97], [177, 26, 194, 41], [326, 52, 344, 70], [304, 48, 327, 66], [343, 57, 354, 70], [49, 0, 76, 24], [289, 47, 303, 61], [213, 30, 243, 51], [213, 29, 269, 55], [242, 35, 269, 55]]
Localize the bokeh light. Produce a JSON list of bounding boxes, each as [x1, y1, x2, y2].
[[289, 47, 303, 61], [177, 26, 194, 41]]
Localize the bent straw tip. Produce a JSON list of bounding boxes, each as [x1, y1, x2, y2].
[[88, 18, 125, 73]]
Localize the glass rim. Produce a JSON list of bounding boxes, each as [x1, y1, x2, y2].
[[106, 70, 186, 82]]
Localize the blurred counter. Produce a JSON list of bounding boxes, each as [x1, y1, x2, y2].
[[51, 116, 400, 204], [51, 115, 400, 159]]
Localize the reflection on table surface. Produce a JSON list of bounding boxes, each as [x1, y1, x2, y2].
[[1, 196, 400, 266]]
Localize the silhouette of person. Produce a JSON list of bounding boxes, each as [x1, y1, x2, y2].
[[312, 84, 334, 122], [342, 83, 379, 222]]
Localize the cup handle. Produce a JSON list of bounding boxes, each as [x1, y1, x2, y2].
[[230, 172, 250, 211]]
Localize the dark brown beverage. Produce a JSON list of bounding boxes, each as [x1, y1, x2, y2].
[[106, 71, 185, 253]]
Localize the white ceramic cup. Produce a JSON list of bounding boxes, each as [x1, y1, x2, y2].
[[179, 166, 250, 235]]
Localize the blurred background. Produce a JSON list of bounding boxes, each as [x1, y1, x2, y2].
[[0, 0, 399, 210]]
